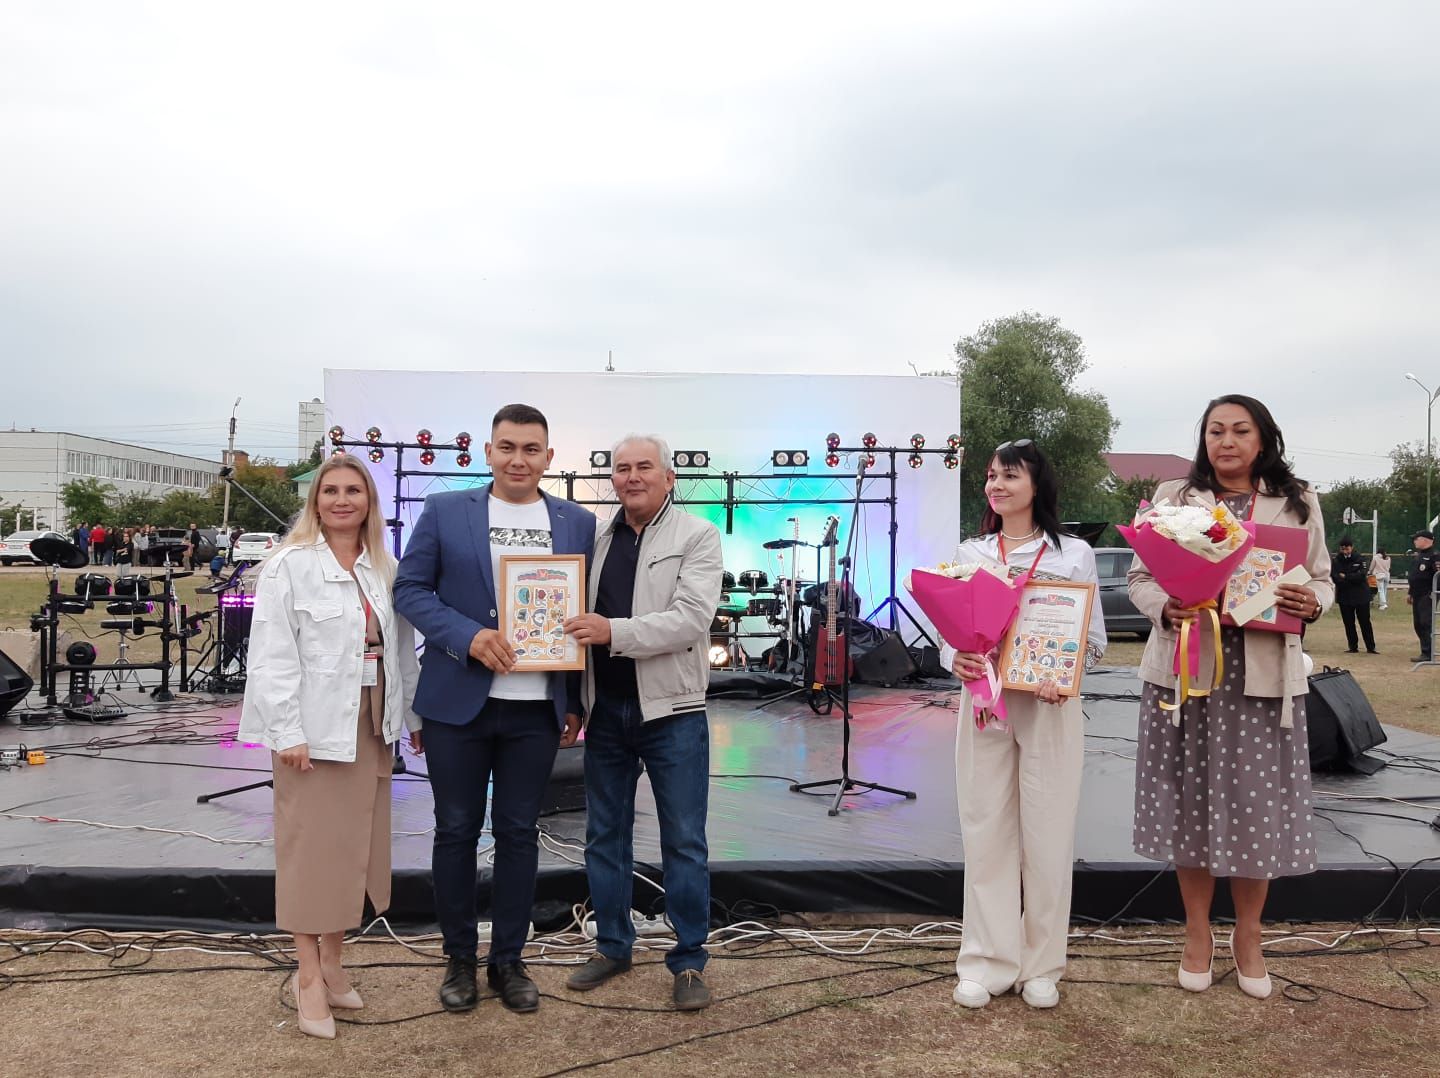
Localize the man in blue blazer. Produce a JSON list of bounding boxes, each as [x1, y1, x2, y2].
[[395, 403, 595, 1015]]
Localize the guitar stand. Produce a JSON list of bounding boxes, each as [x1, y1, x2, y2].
[[790, 462, 917, 815]]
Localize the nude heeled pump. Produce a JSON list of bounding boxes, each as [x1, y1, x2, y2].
[[291, 976, 337, 1039], [326, 984, 364, 1010], [1177, 936, 1214, 992]]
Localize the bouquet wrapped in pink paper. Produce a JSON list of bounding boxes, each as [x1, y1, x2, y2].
[[904, 560, 1027, 729], [1116, 500, 1254, 717]]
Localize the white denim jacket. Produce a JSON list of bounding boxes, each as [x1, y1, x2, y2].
[[238, 540, 422, 761]]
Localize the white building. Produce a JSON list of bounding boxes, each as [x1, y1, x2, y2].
[[0, 430, 222, 531], [298, 398, 326, 460]]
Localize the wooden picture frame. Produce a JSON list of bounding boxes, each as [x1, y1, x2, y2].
[[999, 579, 1096, 698], [498, 554, 587, 671]]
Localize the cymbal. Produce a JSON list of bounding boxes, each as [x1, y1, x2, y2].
[[762, 538, 813, 550], [30, 536, 89, 569]]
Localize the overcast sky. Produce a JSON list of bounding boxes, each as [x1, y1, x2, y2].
[[3, 2, 1436, 488]]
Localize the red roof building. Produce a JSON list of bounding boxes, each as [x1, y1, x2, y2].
[[1103, 452, 1191, 484]]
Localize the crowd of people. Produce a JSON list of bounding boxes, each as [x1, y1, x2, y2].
[[235, 396, 1430, 1042], [70, 521, 244, 573]]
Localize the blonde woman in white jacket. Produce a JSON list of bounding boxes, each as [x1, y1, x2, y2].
[[239, 453, 421, 1039]]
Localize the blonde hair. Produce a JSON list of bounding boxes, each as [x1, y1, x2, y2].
[[282, 453, 395, 581]]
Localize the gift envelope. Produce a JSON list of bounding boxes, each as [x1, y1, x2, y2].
[[1219, 523, 1308, 633]]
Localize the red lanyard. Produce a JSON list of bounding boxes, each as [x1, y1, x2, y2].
[[998, 535, 1048, 576]]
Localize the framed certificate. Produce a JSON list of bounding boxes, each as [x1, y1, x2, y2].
[[498, 554, 587, 671], [1000, 580, 1096, 697]]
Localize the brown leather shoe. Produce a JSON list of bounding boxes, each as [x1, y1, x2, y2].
[[673, 969, 712, 1011]]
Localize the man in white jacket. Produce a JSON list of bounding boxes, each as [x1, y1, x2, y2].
[[563, 434, 724, 1010]]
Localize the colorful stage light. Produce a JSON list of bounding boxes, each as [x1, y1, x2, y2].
[[825, 433, 841, 451], [368, 447, 384, 463], [327, 425, 345, 446], [416, 429, 432, 447], [861, 432, 878, 450], [944, 452, 959, 469], [946, 433, 962, 450], [419, 448, 436, 466], [455, 431, 472, 451], [825, 452, 840, 468], [771, 450, 809, 468], [673, 450, 710, 469], [590, 450, 612, 470], [365, 426, 382, 444], [456, 451, 472, 468], [908, 453, 923, 469], [910, 433, 925, 450], [865, 453, 877, 469]]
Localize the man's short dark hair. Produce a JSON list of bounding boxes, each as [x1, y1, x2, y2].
[[492, 404, 549, 436]]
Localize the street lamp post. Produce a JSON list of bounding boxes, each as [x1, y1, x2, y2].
[[221, 397, 241, 531], [1405, 374, 1439, 527]]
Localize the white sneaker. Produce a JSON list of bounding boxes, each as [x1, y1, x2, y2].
[[952, 979, 990, 1008], [1020, 978, 1060, 1008]]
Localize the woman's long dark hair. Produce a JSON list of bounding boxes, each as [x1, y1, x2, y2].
[[1184, 394, 1311, 523], [978, 441, 1066, 547]]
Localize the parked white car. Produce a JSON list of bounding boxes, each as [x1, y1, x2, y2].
[[231, 532, 283, 565], [1, 530, 66, 566]]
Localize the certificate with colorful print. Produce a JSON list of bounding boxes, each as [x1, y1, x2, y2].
[[1000, 580, 1095, 698], [498, 555, 587, 671]]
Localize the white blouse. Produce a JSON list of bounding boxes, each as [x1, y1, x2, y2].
[[938, 531, 1107, 668]]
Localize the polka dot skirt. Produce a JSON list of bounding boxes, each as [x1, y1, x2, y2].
[[1132, 627, 1317, 879]]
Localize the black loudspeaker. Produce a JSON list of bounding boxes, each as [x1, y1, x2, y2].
[[541, 744, 586, 816], [113, 576, 151, 598], [851, 625, 918, 687], [1306, 666, 1387, 774], [0, 647, 34, 720], [74, 573, 112, 598], [909, 644, 952, 679]]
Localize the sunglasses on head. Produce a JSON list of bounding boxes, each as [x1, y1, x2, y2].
[[993, 439, 1035, 453]]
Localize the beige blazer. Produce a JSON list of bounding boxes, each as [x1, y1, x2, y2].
[[1127, 478, 1334, 726]]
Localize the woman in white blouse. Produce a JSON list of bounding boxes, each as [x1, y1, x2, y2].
[[1369, 549, 1391, 610], [942, 439, 1106, 1011]]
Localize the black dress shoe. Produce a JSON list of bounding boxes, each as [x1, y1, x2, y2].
[[440, 955, 479, 1012], [1345, 648, 1359, 653], [487, 960, 540, 1012]]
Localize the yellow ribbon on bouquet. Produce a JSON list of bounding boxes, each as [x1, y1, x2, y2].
[[1159, 599, 1223, 723]]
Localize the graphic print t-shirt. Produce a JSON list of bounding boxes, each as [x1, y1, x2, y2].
[[488, 495, 552, 700]]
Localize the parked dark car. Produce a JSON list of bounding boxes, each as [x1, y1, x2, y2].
[[1096, 547, 1150, 639], [143, 528, 218, 567]]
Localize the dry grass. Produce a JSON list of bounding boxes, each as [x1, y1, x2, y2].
[[1, 928, 1436, 1077]]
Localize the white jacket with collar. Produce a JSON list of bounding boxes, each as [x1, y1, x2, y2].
[[238, 540, 422, 761], [582, 498, 725, 723]]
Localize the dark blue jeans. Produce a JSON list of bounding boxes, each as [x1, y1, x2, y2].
[[424, 698, 559, 964], [583, 697, 710, 974]]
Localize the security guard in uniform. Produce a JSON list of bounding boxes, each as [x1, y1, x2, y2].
[[1407, 529, 1437, 662]]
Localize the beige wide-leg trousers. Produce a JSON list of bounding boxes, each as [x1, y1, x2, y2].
[[954, 687, 1085, 992]]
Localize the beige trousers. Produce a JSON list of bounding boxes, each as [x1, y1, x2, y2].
[[954, 687, 1085, 992]]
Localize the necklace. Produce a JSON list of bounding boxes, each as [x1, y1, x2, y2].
[[1000, 525, 1040, 541]]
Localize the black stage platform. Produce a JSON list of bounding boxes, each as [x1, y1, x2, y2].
[[2, 669, 1439, 931]]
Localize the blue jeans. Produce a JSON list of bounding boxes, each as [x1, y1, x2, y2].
[[583, 698, 710, 974], [423, 698, 559, 964]]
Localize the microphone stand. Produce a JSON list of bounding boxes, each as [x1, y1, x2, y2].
[[790, 458, 918, 816]]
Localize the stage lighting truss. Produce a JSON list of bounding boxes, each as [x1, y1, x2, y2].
[[590, 450, 612, 471], [365, 426, 383, 444], [771, 449, 809, 468], [673, 450, 710, 469]]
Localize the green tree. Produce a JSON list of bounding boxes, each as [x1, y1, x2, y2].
[[61, 478, 116, 527], [954, 312, 1118, 530], [154, 488, 223, 528], [0, 501, 21, 536], [110, 492, 162, 529], [286, 440, 323, 479]]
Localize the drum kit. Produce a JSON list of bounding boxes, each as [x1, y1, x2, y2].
[[711, 519, 843, 674]]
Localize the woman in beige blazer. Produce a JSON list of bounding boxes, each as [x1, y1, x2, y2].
[[1127, 395, 1332, 1001]]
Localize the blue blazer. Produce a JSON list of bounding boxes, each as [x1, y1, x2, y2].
[[393, 484, 596, 728]]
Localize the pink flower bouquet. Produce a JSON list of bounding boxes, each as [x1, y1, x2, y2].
[[905, 561, 1028, 729]]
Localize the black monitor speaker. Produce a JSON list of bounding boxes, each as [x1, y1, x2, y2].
[[0, 647, 34, 720], [1306, 666, 1387, 774]]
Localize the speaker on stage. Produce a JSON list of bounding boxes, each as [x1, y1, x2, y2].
[[851, 624, 918, 687], [0, 646, 34, 720], [113, 576, 151, 598], [1306, 666, 1387, 774], [908, 644, 951, 679]]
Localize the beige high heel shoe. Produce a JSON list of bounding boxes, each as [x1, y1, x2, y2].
[[326, 983, 364, 1010], [291, 975, 337, 1039]]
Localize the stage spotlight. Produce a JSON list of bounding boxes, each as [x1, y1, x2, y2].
[[419, 449, 436, 466], [825, 433, 841, 451], [908, 453, 923, 469], [910, 433, 925, 450], [456, 451, 473, 468], [673, 450, 710, 469], [328, 425, 345, 446], [771, 450, 808, 468], [861, 432, 878, 450], [455, 431, 472, 451], [416, 428, 432, 447], [865, 453, 877, 469], [825, 452, 840, 468], [366, 426, 382, 444], [331, 446, 345, 456], [590, 450, 612, 470], [947, 433, 962, 450], [708, 643, 730, 668], [368, 447, 385, 463], [944, 451, 959, 469]]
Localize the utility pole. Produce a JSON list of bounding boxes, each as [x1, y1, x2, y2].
[[1406, 374, 1438, 526], [221, 397, 240, 530]]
